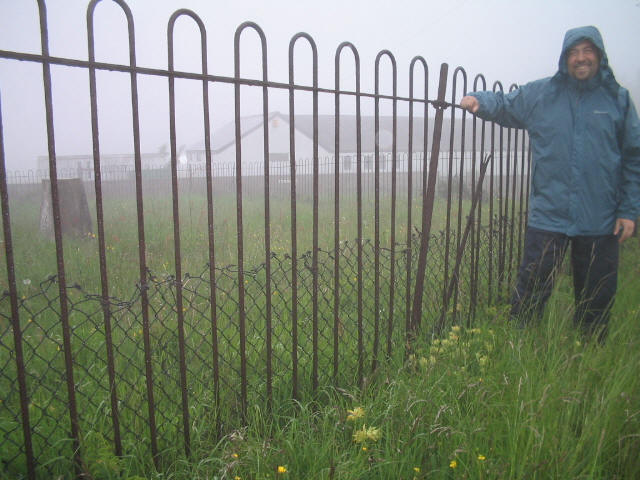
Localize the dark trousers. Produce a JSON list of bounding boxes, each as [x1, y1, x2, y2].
[[510, 226, 619, 339]]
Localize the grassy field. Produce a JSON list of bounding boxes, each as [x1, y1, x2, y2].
[[0, 186, 519, 295], [106, 239, 639, 480], [1, 234, 638, 477], [0, 187, 555, 480], [1, 237, 631, 479]]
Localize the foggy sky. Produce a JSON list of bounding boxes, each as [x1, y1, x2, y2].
[[1, 0, 639, 171]]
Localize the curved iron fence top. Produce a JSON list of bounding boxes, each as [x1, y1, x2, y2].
[[473, 72, 487, 92], [86, 0, 138, 66], [234, 21, 268, 81], [167, 9, 208, 74], [335, 42, 361, 82], [409, 56, 429, 100], [451, 66, 468, 103], [289, 32, 318, 81], [374, 50, 397, 94]]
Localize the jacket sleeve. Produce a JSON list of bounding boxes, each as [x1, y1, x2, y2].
[[470, 86, 530, 130], [616, 91, 640, 221]]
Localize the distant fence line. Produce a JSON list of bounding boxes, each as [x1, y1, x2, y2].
[[7, 150, 528, 202], [0, 1, 531, 478]]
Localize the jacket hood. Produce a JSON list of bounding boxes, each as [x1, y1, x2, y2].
[[555, 26, 619, 92]]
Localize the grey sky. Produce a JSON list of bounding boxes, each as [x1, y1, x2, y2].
[[1, 0, 639, 171]]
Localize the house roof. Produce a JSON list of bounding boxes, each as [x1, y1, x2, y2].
[[187, 111, 478, 155]]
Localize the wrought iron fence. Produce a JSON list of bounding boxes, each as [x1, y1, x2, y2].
[[0, 0, 531, 478]]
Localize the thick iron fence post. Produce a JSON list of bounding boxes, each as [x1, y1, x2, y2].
[[410, 63, 448, 334]]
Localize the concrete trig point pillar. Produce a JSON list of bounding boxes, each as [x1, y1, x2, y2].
[[39, 178, 92, 238]]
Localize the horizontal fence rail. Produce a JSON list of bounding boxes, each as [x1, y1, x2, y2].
[[0, 0, 531, 478]]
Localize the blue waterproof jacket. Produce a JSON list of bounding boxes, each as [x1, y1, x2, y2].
[[470, 26, 640, 236]]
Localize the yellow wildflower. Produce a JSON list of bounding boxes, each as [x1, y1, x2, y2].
[[477, 454, 486, 461], [449, 459, 457, 469], [231, 452, 239, 458], [346, 406, 365, 421], [451, 325, 461, 333], [235, 476, 242, 480], [277, 465, 287, 474], [413, 466, 421, 473], [352, 424, 381, 443]]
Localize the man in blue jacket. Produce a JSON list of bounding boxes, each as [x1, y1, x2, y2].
[[460, 26, 640, 340]]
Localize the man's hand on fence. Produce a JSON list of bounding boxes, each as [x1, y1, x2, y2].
[[460, 96, 479, 114]]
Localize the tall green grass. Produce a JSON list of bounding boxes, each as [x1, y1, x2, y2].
[[71, 240, 637, 480], [2, 240, 637, 478], [1, 189, 536, 479]]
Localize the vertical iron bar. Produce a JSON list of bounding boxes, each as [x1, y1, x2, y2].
[[471, 74, 486, 325], [507, 84, 519, 288], [411, 63, 449, 333], [380, 52, 397, 361], [492, 81, 506, 300], [289, 33, 319, 392], [37, 1, 84, 475], [333, 43, 359, 381], [286, 33, 299, 400], [453, 69, 467, 326], [286, 34, 321, 392], [261, 41, 273, 412], [233, 22, 267, 415], [109, 0, 160, 465], [517, 132, 526, 267], [355, 61, 363, 388], [504, 127, 512, 286], [86, 0, 122, 457], [168, 10, 204, 458], [407, 57, 430, 340], [0, 93, 36, 480], [192, 12, 221, 437], [372, 56, 381, 372], [488, 111, 495, 304], [333, 48, 341, 381], [443, 104, 456, 319]]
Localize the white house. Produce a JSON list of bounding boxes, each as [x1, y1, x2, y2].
[[184, 111, 475, 176]]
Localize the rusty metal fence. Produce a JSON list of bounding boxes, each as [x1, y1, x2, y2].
[[0, 0, 531, 478]]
